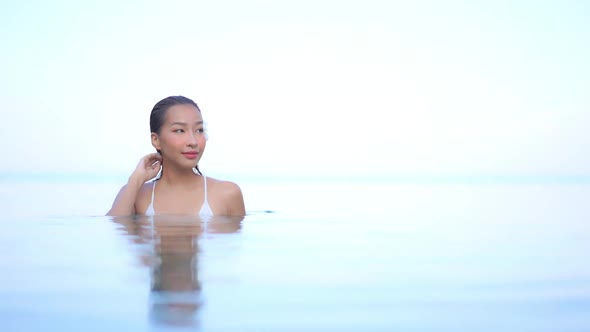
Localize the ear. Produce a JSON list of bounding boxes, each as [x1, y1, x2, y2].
[[151, 132, 161, 151]]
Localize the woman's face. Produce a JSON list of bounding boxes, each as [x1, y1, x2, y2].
[[151, 104, 207, 169]]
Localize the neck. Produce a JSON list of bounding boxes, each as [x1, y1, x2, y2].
[[159, 165, 201, 186]]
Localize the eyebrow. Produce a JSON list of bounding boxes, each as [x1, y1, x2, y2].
[[169, 121, 204, 127]]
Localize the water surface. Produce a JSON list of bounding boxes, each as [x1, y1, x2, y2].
[[1, 181, 589, 331]]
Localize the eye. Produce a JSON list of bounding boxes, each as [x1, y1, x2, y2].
[[197, 128, 205, 133], [173, 129, 185, 133]]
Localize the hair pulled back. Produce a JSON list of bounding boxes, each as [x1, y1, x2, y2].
[[150, 95, 200, 134]]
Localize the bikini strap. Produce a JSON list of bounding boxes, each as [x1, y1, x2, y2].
[[150, 181, 156, 206], [203, 175, 208, 202]]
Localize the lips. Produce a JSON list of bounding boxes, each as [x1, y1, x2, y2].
[[182, 152, 199, 160]]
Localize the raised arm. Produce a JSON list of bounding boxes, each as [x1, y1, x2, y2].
[[106, 153, 162, 216]]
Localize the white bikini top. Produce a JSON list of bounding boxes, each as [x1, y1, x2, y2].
[[144, 176, 214, 217]]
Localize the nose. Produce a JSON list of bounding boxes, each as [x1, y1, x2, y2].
[[187, 131, 199, 147]]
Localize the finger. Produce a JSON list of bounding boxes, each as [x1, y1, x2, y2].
[[144, 153, 161, 161], [147, 159, 160, 169], [148, 152, 161, 158]]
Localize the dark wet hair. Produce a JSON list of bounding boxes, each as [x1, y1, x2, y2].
[[150, 95, 201, 134], [150, 96, 203, 176]]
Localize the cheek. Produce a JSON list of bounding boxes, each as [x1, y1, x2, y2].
[[160, 135, 183, 149], [199, 136, 207, 148]]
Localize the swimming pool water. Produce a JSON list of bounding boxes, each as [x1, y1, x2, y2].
[[1, 181, 589, 331]]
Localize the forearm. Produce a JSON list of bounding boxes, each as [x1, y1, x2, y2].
[[106, 175, 145, 216]]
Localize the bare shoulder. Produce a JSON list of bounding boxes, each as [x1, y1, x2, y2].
[[206, 177, 242, 196], [206, 177, 245, 216]]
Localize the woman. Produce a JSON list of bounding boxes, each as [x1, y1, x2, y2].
[[107, 96, 245, 217]]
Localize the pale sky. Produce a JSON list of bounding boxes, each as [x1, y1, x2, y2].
[[1, 0, 588, 178]]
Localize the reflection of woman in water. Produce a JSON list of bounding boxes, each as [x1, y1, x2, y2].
[[112, 215, 243, 327], [150, 216, 203, 326], [107, 95, 245, 217]]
